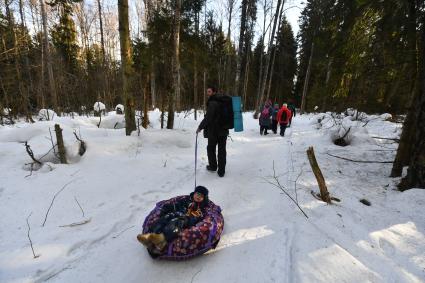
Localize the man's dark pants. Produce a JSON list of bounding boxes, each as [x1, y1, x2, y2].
[[280, 123, 288, 137], [207, 135, 227, 172], [271, 120, 278, 134]]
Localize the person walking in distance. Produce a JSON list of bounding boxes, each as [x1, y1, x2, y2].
[[287, 101, 296, 127], [271, 103, 279, 134], [277, 103, 292, 137], [196, 86, 229, 177], [259, 100, 273, 135]]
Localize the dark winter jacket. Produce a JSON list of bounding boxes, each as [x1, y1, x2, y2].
[[198, 94, 229, 138], [272, 107, 279, 121], [259, 105, 273, 127], [287, 104, 296, 117]]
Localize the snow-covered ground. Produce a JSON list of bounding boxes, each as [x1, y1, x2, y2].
[[1, 110, 424, 283]]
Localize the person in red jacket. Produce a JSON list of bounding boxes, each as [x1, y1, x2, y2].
[[277, 103, 292, 137]]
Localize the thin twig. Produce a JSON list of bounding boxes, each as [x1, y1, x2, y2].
[[362, 117, 379, 127], [26, 212, 40, 258], [74, 196, 85, 218], [59, 218, 91, 228], [112, 225, 136, 239], [73, 131, 86, 156], [326, 152, 393, 163], [294, 169, 303, 203], [42, 180, 75, 227], [25, 163, 35, 178], [341, 126, 351, 139], [264, 161, 308, 218], [191, 268, 203, 283], [33, 142, 60, 164]]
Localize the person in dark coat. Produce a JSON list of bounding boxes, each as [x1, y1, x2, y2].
[[271, 103, 279, 134], [137, 186, 209, 252], [287, 102, 296, 127], [259, 100, 273, 135], [196, 86, 229, 177]]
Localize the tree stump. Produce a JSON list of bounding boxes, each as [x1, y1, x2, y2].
[[54, 124, 67, 164], [307, 146, 331, 203]]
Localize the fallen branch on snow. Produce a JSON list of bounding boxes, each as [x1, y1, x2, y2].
[[59, 218, 91, 228], [326, 152, 393, 163], [371, 136, 400, 142], [307, 147, 332, 203]]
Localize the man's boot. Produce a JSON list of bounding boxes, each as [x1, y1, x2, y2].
[[217, 168, 225, 177], [206, 165, 217, 172]]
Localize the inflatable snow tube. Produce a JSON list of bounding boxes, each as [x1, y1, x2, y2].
[[142, 195, 224, 260]]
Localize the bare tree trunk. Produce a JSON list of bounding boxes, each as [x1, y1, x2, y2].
[[391, 0, 419, 177], [234, 0, 248, 97], [142, 76, 149, 128], [265, 6, 284, 102], [118, 0, 136, 135], [5, 1, 27, 118], [160, 90, 164, 129], [150, 60, 156, 109], [203, 70, 207, 113], [300, 42, 314, 115], [241, 3, 256, 107], [194, 59, 198, 120], [321, 57, 333, 111], [224, 0, 235, 94], [399, 12, 425, 190], [55, 124, 67, 164], [39, 0, 58, 113], [254, 0, 284, 117], [18, 0, 34, 121], [254, 0, 269, 117], [242, 51, 251, 108], [97, 0, 108, 105], [29, 0, 44, 108], [168, 0, 181, 128], [97, 0, 106, 62], [194, 10, 199, 120]]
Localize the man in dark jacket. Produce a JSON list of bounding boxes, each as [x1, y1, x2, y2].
[[137, 186, 209, 252], [287, 102, 296, 127], [196, 86, 229, 177]]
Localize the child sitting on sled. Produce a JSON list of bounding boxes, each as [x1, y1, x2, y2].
[[137, 186, 209, 253]]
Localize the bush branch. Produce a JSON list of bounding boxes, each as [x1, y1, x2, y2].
[[26, 212, 40, 259], [264, 161, 308, 218], [42, 180, 75, 227]]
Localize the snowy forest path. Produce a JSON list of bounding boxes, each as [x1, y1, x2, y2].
[[2, 114, 424, 283]]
